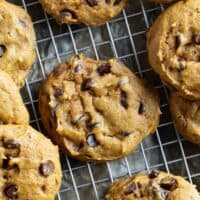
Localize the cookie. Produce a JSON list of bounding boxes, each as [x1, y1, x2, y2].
[[0, 0, 36, 87], [169, 92, 200, 144], [105, 170, 200, 200], [0, 70, 29, 124], [147, 0, 200, 100], [0, 125, 62, 200], [151, 0, 175, 3], [38, 0, 126, 25], [39, 54, 160, 162]]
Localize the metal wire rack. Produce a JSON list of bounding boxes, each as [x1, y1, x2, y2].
[[11, 0, 200, 199]]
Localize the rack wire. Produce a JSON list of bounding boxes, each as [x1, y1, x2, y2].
[[12, 0, 200, 199]]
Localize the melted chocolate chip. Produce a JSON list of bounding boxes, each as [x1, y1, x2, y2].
[[4, 140, 19, 149], [81, 78, 93, 91], [54, 89, 64, 98], [193, 34, 200, 44], [74, 64, 83, 73], [149, 170, 160, 179], [0, 45, 6, 57], [160, 177, 178, 191], [120, 90, 128, 109], [124, 183, 137, 195], [97, 63, 111, 76], [39, 160, 55, 177], [19, 19, 27, 28], [60, 9, 77, 19], [4, 184, 18, 199], [87, 134, 98, 147], [86, 0, 98, 6], [138, 102, 144, 114]]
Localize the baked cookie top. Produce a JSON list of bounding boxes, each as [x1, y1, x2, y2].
[[147, 0, 200, 100], [0, 0, 36, 87], [0, 125, 62, 200], [0, 70, 29, 125], [169, 92, 200, 144], [105, 170, 200, 200], [39, 54, 160, 162], [39, 0, 126, 25]]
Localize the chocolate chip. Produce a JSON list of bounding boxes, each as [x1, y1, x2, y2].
[[60, 9, 77, 19], [149, 170, 160, 179], [41, 185, 46, 192], [160, 177, 178, 191], [39, 160, 55, 177], [81, 78, 93, 91], [2, 158, 10, 169], [138, 102, 144, 114], [86, 0, 98, 6], [193, 34, 200, 44], [4, 140, 20, 151], [0, 45, 6, 57], [120, 90, 128, 109], [87, 134, 98, 147], [19, 19, 27, 28], [74, 64, 83, 73], [4, 184, 18, 199], [124, 183, 137, 195], [97, 63, 111, 76], [175, 36, 181, 49], [54, 89, 64, 98]]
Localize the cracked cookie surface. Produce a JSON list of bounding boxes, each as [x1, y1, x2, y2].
[[39, 54, 160, 162], [105, 170, 200, 200], [0, 125, 62, 200], [0, 70, 29, 124], [38, 0, 126, 25], [0, 0, 36, 87], [169, 92, 200, 144], [147, 0, 200, 100]]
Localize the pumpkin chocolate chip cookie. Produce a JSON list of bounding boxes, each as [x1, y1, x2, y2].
[[147, 0, 200, 100], [169, 92, 200, 144], [39, 54, 160, 162], [38, 0, 126, 25], [0, 70, 29, 124], [0, 125, 62, 200], [105, 170, 200, 200], [0, 0, 36, 87]]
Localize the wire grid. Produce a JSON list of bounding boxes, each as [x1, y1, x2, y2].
[[11, 0, 200, 199]]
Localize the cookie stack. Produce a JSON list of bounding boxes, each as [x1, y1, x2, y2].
[[0, 1, 62, 200], [147, 0, 200, 145]]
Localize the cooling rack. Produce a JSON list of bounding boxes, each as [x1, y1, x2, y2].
[[10, 0, 200, 199]]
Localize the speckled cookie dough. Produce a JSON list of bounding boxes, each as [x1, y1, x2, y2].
[[0, 125, 62, 200], [147, 0, 200, 100], [39, 54, 160, 162], [169, 92, 200, 144], [105, 170, 200, 200], [0, 70, 29, 125], [0, 0, 36, 87], [38, 0, 126, 25]]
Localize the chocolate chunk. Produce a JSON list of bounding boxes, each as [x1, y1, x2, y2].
[[19, 19, 27, 28], [54, 89, 64, 98], [87, 134, 98, 147], [97, 63, 111, 76], [0, 45, 6, 57], [120, 90, 128, 109], [149, 170, 160, 179], [138, 102, 144, 114], [4, 140, 20, 150], [60, 9, 77, 19], [124, 183, 137, 195], [86, 0, 98, 7], [193, 34, 200, 44], [74, 64, 83, 73], [4, 184, 18, 199], [160, 177, 178, 191], [81, 78, 93, 91], [39, 160, 55, 177]]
